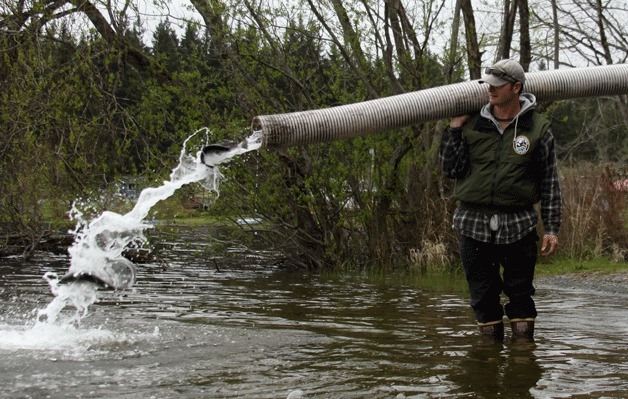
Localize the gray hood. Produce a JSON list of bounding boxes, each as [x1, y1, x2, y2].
[[480, 93, 537, 134]]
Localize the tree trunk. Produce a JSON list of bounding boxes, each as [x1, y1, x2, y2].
[[496, 0, 518, 61], [519, 0, 531, 70], [445, 0, 463, 82], [305, 0, 379, 98], [594, 0, 614, 64], [68, 0, 170, 80], [550, 0, 560, 69], [460, 0, 481, 79]]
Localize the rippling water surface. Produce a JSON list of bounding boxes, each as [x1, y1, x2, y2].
[[0, 226, 626, 398]]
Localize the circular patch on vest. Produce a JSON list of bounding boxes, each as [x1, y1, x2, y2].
[[513, 135, 531, 155]]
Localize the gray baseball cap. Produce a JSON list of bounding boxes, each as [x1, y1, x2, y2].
[[479, 59, 526, 86]]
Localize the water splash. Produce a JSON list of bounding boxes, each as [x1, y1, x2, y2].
[[38, 272, 99, 324], [40, 129, 263, 326]]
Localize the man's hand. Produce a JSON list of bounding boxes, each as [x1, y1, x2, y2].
[[541, 234, 559, 257], [450, 115, 471, 128]]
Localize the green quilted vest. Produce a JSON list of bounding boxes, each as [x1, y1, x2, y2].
[[454, 112, 551, 208]]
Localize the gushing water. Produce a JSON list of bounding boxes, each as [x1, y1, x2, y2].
[[37, 129, 263, 327]]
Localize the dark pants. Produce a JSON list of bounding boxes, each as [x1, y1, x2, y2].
[[460, 231, 538, 324]]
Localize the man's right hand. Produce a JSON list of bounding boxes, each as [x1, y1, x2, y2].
[[450, 115, 471, 128]]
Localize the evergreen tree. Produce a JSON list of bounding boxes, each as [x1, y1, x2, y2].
[[152, 20, 180, 72]]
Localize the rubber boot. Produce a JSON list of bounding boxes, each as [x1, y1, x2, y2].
[[478, 321, 504, 341], [511, 318, 535, 341]]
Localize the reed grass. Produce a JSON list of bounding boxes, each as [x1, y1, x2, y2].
[[558, 163, 626, 262]]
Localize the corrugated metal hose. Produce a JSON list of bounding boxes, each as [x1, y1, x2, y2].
[[252, 64, 628, 148]]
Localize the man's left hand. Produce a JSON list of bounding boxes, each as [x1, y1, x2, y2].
[[541, 234, 559, 257]]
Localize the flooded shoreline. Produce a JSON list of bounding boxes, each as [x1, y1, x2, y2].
[[537, 270, 628, 296], [1, 238, 626, 398]]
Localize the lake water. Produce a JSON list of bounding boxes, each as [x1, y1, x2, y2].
[[0, 226, 627, 398]]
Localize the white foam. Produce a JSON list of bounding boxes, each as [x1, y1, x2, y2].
[[0, 322, 114, 351]]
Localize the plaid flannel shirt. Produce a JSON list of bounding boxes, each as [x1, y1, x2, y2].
[[439, 123, 562, 244]]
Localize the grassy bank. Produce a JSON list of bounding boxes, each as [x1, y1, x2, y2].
[[537, 255, 627, 276], [153, 215, 627, 279]]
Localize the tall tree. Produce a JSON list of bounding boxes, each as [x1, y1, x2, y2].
[[549, 0, 560, 69], [495, 0, 518, 61], [518, 0, 531, 69], [152, 19, 180, 71], [460, 0, 481, 79]]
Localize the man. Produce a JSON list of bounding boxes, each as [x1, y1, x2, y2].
[[439, 59, 562, 341]]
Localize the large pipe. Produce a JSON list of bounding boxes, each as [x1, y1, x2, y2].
[[252, 64, 628, 148]]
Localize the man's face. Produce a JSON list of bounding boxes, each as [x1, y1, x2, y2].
[[487, 82, 520, 107]]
